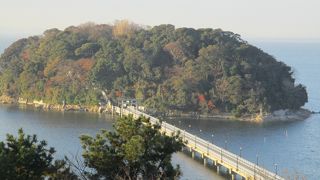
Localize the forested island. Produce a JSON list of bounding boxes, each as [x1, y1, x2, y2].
[[0, 21, 308, 119]]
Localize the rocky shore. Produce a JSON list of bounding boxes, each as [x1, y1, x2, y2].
[[0, 95, 109, 113], [0, 95, 311, 123], [262, 108, 311, 122], [164, 109, 311, 123]]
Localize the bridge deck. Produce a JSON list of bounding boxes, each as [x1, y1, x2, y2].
[[113, 106, 284, 180]]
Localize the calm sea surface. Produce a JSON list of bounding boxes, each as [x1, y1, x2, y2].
[[0, 40, 319, 179]]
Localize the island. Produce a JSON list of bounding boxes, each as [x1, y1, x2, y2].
[[0, 21, 309, 122]]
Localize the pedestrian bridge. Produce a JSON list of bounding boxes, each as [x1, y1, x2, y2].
[[112, 106, 284, 180]]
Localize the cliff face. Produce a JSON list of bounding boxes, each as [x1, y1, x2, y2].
[[0, 22, 308, 116]]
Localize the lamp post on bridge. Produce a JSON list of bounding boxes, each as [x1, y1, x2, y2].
[[207, 133, 214, 155], [173, 123, 176, 135], [274, 163, 278, 175], [187, 124, 191, 145], [195, 129, 202, 149], [240, 147, 242, 157], [253, 153, 259, 179], [177, 120, 182, 137], [211, 133, 214, 144], [224, 140, 228, 150], [237, 147, 242, 171], [236, 156, 239, 171]]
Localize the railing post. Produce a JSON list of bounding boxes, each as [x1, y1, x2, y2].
[[207, 142, 209, 155], [231, 173, 235, 180], [220, 148, 223, 162]]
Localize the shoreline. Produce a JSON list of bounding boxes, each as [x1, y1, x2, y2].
[[159, 109, 312, 123], [0, 95, 311, 123], [0, 96, 109, 113]]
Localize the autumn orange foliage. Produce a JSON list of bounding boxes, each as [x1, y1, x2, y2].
[[198, 94, 206, 103], [21, 50, 30, 61], [115, 90, 123, 97], [207, 100, 215, 109], [76, 58, 95, 72]]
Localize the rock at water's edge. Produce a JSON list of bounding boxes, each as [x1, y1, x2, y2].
[[263, 109, 311, 122]]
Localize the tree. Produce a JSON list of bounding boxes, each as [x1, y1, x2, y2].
[[75, 43, 100, 58], [113, 20, 140, 38], [0, 22, 309, 116], [0, 129, 77, 180], [80, 115, 183, 179]]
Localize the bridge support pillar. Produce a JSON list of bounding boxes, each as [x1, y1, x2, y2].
[[214, 160, 217, 166], [191, 151, 195, 159], [231, 173, 235, 180], [203, 157, 207, 167], [217, 165, 220, 175]]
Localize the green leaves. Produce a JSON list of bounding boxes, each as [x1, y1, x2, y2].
[[75, 43, 100, 58], [80, 115, 183, 179], [0, 23, 308, 115], [0, 128, 77, 180], [124, 135, 144, 162]]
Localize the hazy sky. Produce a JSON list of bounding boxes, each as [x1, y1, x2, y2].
[[1, 0, 320, 40]]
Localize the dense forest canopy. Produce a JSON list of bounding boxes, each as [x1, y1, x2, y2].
[[0, 21, 308, 116]]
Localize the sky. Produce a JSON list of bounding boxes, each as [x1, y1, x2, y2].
[[0, 0, 320, 41]]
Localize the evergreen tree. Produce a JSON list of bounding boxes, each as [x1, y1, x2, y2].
[[80, 115, 183, 179]]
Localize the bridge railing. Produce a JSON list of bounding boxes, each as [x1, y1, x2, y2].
[[161, 121, 282, 179], [118, 106, 283, 180]]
